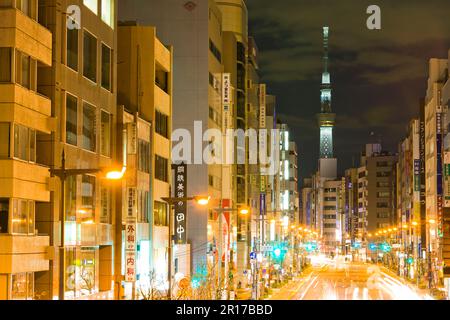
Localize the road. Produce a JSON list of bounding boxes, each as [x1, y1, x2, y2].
[[270, 256, 434, 300]]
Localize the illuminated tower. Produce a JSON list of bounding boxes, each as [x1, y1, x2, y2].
[[318, 26, 335, 159]]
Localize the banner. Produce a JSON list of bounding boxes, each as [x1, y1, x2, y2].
[[174, 163, 187, 244], [125, 218, 137, 282]]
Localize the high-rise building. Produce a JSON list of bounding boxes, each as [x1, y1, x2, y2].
[[0, 0, 53, 300]]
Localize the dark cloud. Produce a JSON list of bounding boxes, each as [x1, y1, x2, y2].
[[246, 0, 450, 184]]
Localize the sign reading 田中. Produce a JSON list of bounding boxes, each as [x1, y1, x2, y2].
[[174, 163, 188, 244]]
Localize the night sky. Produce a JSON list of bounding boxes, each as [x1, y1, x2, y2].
[[246, 0, 450, 185]]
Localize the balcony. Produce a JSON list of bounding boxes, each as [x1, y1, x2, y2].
[[0, 7, 52, 66], [0, 234, 50, 273], [0, 160, 50, 202], [0, 83, 53, 134], [154, 38, 171, 73]]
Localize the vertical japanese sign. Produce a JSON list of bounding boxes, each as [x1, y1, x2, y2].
[[125, 187, 137, 282], [259, 84, 266, 129], [174, 163, 187, 244], [437, 112, 443, 237], [444, 152, 450, 207], [222, 73, 231, 130], [414, 159, 420, 192]]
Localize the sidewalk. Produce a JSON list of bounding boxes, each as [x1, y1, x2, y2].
[[264, 267, 313, 300], [376, 263, 443, 300]]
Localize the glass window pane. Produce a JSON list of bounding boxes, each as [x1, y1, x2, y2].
[[66, 94, 78, 146], [29, 129, 35, 162], [0, 123, 10, 158], [17, 0, 31, 17], [83, 31, 97, 82], [12, 199, 28, 234], [21, 54, 30, 89], [82, 103, 96, 152], [67, 27, 78, 71], [81, 175, 95, 223], [101, 0, 114, 28], [11, 273, 27, 300], [65, 175, 77, 222], [28, 201, 34, 234], [0, 48, 12, 82], [100, 111, 111, 157], [0, 199, 8, 234], [83, 0, 98, 15], [101, 44, 111, 90], [154, 201, 167, 226]]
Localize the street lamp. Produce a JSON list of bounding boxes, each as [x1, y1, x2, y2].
[[161, 194, 209, 300], [50, 150, 125, 300]]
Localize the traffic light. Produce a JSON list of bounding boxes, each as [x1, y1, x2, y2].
[[380, 243, 391, 253], [406, 257, 414, 265], [369, 243, 378, 251]]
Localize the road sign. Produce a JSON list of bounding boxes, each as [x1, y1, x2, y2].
[[261, 245, 273, 252], [250, 252, 257, 260]]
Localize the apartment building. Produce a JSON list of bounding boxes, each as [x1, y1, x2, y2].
[[0, 0, 53, 300], [35, 0, 118, 299], [117, 24, 173, 295]]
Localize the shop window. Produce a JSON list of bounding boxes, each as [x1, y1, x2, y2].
[[11, 273, 33, 300]]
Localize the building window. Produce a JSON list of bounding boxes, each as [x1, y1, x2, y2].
[[376, 161, 389, 167], [11, 273, 34, 300], [376, 202, 389, 208], [377, 212, 389, 219], [377, 191, 390, 198], [83, 0, 98, 15], [100, 110, 111, 157], [138, 190, 149, 223], [324, 206, 336, 211], [65, 175, 77, 222], [323, 214, 336, 220], [101, 0, 114, 28], [0, 48, 12, 82], [209, 39, 221, 63], [324, 197, 336, 201], [16, 51, 31, 89], [101, 44, 111, 90], [155, 68, 168, 93], [155, 155, 168, 182], [138, 139, 150, 173], [154, 201, 168, 226], [83, 31, 97, 83], [67, 23, 79, 71], [377, 181, 389, 188], [155, 110, 168, 138], [0, 123, 10, 158], [82, 102, 96, 152], [81, 175, 95, 223], [376, 171, 390, 177], [17, 0, 31, 18], [11, 199, 34, 235], [66, 94, 78, 146], [13, 124, 35, 162], [0, 199, 8, 234], [100, 184, 111, 224]]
